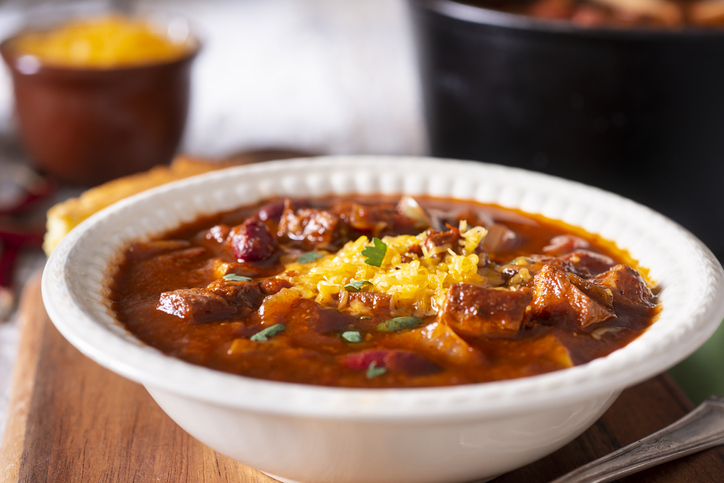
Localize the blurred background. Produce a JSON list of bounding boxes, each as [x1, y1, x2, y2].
[[0, 0, 722, 438]]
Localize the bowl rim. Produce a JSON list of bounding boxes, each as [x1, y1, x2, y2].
[[42, 156, 724, 421], [413, 0, 724, 38]]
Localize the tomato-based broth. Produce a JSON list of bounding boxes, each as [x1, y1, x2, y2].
[[109, 195, 659, 388]]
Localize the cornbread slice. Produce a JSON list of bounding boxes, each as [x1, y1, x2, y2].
[[43, 151, 309, 255]]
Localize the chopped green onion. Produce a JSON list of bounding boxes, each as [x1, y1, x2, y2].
[[223, 274, 253, 282], [377, 316, 421, 332], [366, 361, 387, 379], [298, 252, 324, 264], [344, 280, 372, 292], [341, 331, 363, 343], [361, 238, 387, 267], [250, 323, 285, 342]]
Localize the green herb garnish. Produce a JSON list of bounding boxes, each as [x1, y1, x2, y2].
[[250, 323, 285, 342], [341, 331, 363, 343], [366, 361, 387, 379], [377, 316, 422, 332], [361, 237, 387, 267], [344, 280, 372, 292], [298, 252, 324, 264], [223, 274, 253, 282]]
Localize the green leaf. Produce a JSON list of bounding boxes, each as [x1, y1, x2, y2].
[[250, 323, 285, 342], [344, 280, 372, 292], [361, 238, 387, 267], [223, 274, 253, 282], [366, 361, 387, 379], [377, 316, 421, 332], [341, 331, 363, 343], [298, 252, 324, 264]]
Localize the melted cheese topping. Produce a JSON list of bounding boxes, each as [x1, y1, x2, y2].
[[281, 223, 488, 317]]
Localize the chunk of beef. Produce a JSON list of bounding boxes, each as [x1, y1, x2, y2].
[[423, 226, 461, 258], [278, 200, 347, 250], [226, 217, 279, 262], [543, 234, 589, 255], [442, 284, 532, 336], [559, 250, 615, 277], [593, 265, 656, 309], [157, 288, 236, 323], [342, 350, 441, 376], [566, 272, 614, 310], [347, 292, 392, 317], [529, 264, 614, 328], [205, 279, 264, 310]]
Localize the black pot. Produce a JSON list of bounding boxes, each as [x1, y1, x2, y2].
[[410, 0, 724, 260]]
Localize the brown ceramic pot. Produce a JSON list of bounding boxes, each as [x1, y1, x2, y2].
[[0, 32, 198, 186]]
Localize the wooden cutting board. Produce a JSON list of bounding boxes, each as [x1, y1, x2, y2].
[[2, 274, 724, 483]]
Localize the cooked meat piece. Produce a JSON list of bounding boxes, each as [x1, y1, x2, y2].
[[423, 226, 461, 257], [157, 288, 236, 323], [278, 200, 347, 250], [347, 292, 392, 317], [566, 272, 614, 310], [258, 278, 293, 295], [205, 279, 264, 309], [559, 250, 615, 277], [529, 264, 614, 328], [442, 284, 532, 336], [226, 217, 279, 262], [543, 234, 590, 255], [342, 350, 440, 376], [593, 265, 656, 309]]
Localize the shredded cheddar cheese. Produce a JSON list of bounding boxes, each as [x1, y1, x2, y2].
[[281, 224, 488, 317], [11, 15, 192, 68]]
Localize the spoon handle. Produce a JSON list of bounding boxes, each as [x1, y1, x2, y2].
[[550, 396, 724, 483]]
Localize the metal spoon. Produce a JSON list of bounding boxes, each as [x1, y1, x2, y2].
[[550, 396, 724, 483]]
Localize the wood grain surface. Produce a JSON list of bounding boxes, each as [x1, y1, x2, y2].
[[2, 274, 724, 482]]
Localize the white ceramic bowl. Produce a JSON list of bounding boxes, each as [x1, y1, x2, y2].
[[42, 156, 724, 483]]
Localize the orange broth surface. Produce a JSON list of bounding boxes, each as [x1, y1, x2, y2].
[[109, 195, 660, 388]]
